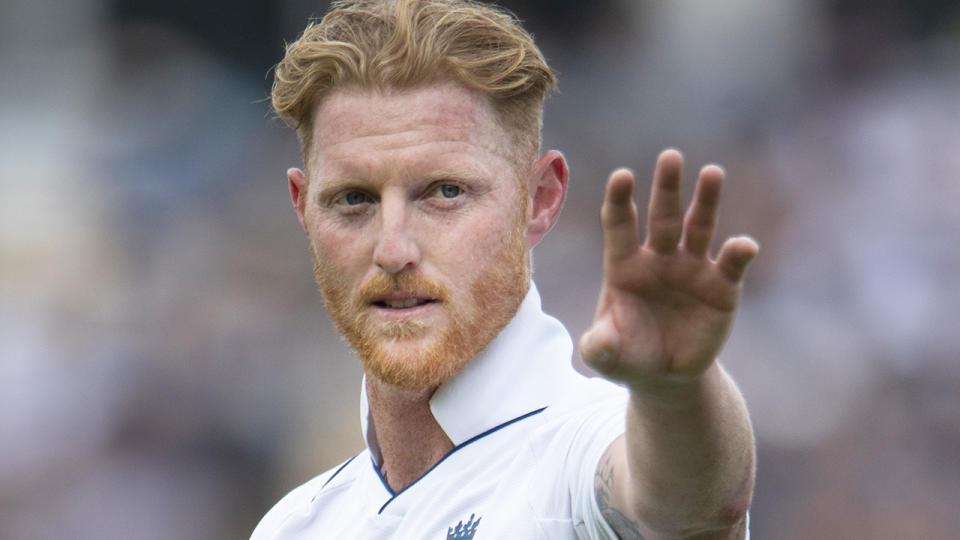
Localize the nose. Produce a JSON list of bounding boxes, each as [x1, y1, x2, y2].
[[372, 196, 421, 274]]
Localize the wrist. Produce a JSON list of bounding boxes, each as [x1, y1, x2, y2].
[[626, 361, 725, 410]]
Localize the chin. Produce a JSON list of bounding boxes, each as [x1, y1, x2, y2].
[[359, 334, 471, 391]]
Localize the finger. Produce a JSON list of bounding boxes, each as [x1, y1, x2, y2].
[[681, 164, 724, 256], [645, 148, 684, 254], [716, 235, 760, 282], [579, 314, 621, 375], [601, 168, 640, 260]]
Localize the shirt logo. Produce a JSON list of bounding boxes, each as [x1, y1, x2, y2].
[[446, 513, 481, 539]]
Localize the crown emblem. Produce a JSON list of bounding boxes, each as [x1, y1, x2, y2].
[[446, 513, 481, 540]]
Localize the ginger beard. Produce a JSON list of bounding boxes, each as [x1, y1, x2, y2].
[[310, 199, 530, 390]]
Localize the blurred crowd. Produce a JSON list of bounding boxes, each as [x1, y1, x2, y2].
[[2, 0, 958, 538]]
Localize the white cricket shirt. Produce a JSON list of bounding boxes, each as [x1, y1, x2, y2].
[[253, 284, 750, 539]]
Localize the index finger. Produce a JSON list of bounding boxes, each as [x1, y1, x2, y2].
[[601, 168, 640, 260]]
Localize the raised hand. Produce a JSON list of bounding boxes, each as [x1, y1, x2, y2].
[[580, 149, 758, 388]]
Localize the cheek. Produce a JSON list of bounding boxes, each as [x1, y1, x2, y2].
[[453, 215, 518, 270], [307, 222, 369, 278]]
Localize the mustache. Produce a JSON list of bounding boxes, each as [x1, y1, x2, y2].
[[356, 271, 449, 305]]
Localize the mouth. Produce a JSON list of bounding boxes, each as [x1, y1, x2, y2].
[[371, 296, 438, 310]]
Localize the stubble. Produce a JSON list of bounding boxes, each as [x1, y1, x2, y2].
[[310, 206, 530, 390]]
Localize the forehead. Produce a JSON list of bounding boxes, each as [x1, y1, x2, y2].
[[310, 82, 513, 175]]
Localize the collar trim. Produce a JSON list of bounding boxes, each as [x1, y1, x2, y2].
[[375, 406, 547, 514]]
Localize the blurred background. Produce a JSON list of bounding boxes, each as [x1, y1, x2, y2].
[[2, 0, 958, 538]]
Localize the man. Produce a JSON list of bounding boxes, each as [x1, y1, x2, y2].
[[254, 0, 758, 538]]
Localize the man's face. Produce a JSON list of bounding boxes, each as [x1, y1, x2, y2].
[[299, 82, 531, 390]]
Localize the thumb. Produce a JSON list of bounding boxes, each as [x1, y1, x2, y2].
[[579, 315, 622, 375]]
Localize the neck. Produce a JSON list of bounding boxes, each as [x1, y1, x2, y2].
[[366, 376, 454, 493]]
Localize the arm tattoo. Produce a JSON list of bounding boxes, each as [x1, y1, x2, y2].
[[595, 452, 647, 540]]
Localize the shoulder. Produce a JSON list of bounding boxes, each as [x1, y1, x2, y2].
[[539, 376, 628, 440], [250, 454, 362, 540], [533, 378, 628, 537], [518, 377, 628, 490]]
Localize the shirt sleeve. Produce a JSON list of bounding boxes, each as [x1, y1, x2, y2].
[[563, 388, 752, 540], [563, 390, 628, 540]]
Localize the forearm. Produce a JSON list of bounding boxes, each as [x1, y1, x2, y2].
[[613, 362, 755, 537]]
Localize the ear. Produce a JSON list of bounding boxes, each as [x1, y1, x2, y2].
[[526, 150, 568, 248], [287, 167, 308, 230]]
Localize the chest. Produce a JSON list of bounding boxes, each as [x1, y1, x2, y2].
[[280, 435, 581, 539]]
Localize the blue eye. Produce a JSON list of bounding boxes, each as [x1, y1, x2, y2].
[[438, 184, 461, 198], [343, 191, 368, 205]]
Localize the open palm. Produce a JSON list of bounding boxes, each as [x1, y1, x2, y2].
[[581, 149, 758, 386]]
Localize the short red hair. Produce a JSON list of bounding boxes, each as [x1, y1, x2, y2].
[[271, 0, 557, 170]]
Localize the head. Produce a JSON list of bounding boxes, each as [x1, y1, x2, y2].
[[272, 0, 567, 390]]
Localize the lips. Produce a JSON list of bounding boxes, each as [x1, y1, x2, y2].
[[357, 273, 448, 314], [371, 295, 438, 309]]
